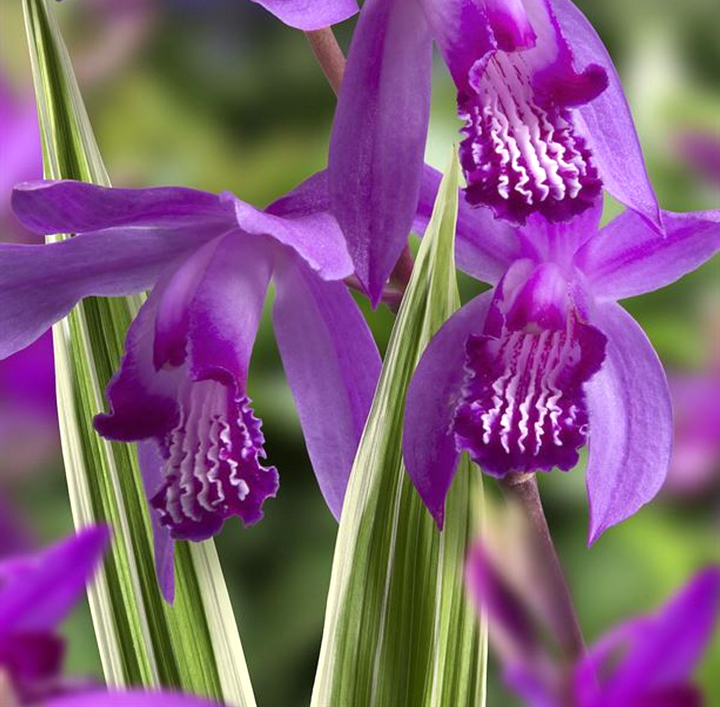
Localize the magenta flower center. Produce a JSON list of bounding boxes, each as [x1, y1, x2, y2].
[[151, 378, 279, 541], [459, 51, 602, 224]]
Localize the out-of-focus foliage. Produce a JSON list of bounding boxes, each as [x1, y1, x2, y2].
[[0, 0, 717, 705]]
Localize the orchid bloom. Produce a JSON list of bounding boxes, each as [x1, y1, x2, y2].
[[403, 179, 720, 542], [0, 525, 223, 707], [1, 178, 380, 601], [0, 75, 58, 476], [0, 75, 41, 241], [466, 544, 720, 707], [664, 299, 720, 497], [330, 0, 661, 304]]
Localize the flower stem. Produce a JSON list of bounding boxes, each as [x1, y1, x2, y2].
[[304, 26, 415, 306], [499, 473, 585, 662], [305, 28, 345, 95]]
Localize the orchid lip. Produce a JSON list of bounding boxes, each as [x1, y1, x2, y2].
[[459, 50, 603, 224], [453, 260, 606, 477], [151, 376, 279, 542]]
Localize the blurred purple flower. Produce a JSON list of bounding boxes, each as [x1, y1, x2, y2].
[[0, 525, 225, 707], [0, 75, 42, 240], [664, 373, 720, 497], [0, 74, 58, 478], [403, 181, 720, 542], [0, 333, 58, 478], [466, 544, 720, 707], [329, 0, 660, 304], [2, 177, 380, 601], [675, 131, 720, 189]]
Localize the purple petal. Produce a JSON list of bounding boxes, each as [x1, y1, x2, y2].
[[515, 199, 604, 264], [0, 526, 109, 633], [551, 0, 661, 230], [0, 631, 64, 700], [578, 210, 720, 301], [45, 690, 222, 707], [585, 302, 672, 543], [0, 87, 41, 229], [272, 255, 381, 518], [137, 441, 176, 604], [95, 235, 271, 441], [402, 293, 492, 528], [12, 180, 234, 235], [415, 165, 517, 284], [465, 542, 541, 661], [228, 193, 353, 281], [249, 0, 358, 30], [632, 686, 702, 707], [0, 207, 222, 361], [584, 568, 720, 707], [328, 0, 433, 304], [265, 171, 330, 219]]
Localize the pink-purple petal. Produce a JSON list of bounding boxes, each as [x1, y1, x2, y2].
[[415, 0, 496, 90], [578, 210, 720, 301], [138, 441, 176, 604], [402, 293, 492, 528], [249, 0, 358, 30], [585, 302, 672, 544], [588, 568, 720, 707], [227, 193, 353, 281], [0, 228, 213, 360], [272, 255, 381, 519], [328, 0, 433, 305], [551, 0, 662, 231], [12, 180, 233, 235], [0, 526, 109, 634]]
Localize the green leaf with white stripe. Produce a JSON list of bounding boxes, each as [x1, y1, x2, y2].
[[311, 151, 488, 707], [22, 0, 256, 703]]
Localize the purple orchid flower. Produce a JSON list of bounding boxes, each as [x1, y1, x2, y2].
[[664, 373, 720, 497], [675, 131, 720, 189], [403, 185, 720, 542], [0, 74, 58, 478], [0, 74, 42, 241], [1, 177, 380, 601], [330, 0, 661, 304], [465, 544, 720, 707], [0, 525, 223, 707]]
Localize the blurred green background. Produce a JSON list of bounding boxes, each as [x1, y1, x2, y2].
[[0, 0, 718, 705]]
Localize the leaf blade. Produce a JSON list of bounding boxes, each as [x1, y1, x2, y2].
[[312, 150, 488, 707]]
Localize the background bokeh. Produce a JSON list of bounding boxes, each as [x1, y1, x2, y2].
[[0, 1, 718, 704]]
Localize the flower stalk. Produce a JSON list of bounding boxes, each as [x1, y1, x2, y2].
[[305, 28, 345, 95], [498, 473, 585, 663]]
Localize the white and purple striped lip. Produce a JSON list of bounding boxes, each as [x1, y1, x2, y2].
[[458, 41, 606, 224], [151, 378, 278, 542]]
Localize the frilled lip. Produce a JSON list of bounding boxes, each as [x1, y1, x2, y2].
[[452, 313, 607, 478]]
